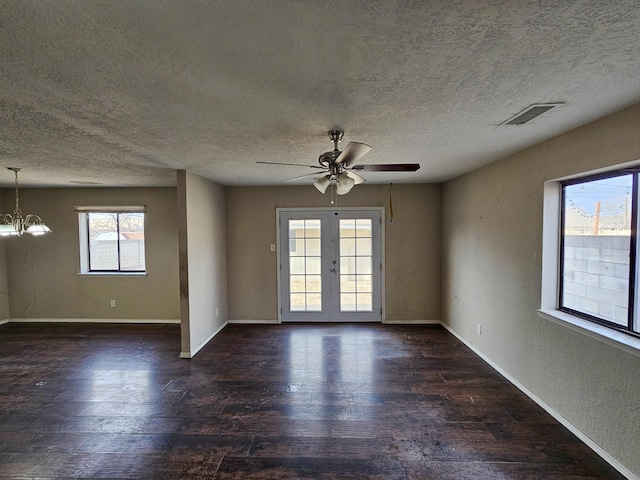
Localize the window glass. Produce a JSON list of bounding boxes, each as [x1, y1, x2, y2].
[[561, 174, 632, 328], [85, 212, 145, 272]]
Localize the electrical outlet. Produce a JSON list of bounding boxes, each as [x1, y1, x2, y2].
[[476, 323, 482, 335], [215, 307, 219, 317], [110, 300, 116, 308]]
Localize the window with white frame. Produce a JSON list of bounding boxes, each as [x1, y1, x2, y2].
[[77, 206, 146, 273], [559, 169, 639, 337]]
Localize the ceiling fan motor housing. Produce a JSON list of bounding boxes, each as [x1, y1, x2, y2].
[[319, 130, 345, 168], [318, 150, 342, 169]]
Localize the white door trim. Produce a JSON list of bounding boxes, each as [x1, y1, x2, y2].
[[276, 207, 385, 323]]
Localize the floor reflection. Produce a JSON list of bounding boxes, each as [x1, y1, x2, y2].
[[287, 326, 374, 423]]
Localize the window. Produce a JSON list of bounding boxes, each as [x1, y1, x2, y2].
[[559, 170, 639, 337], [77, 206, 146, 274]]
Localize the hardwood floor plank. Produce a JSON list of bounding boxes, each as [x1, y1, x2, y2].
[[0, 322, 627, 479]]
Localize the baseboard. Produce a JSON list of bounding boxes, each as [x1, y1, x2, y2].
[[228, 319, 280, 324], [228, 319, 441, 325], [441, 323, 638, 480], [383, 319, 441, 324], [9, 318, 180, 324], [181, 320, 228, 359], [0, 319, 8, 326]]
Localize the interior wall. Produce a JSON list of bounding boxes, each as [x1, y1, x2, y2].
[[0, 191, 9, 321], [442, 102, 640, 476], [5, 187, 180, 320], [226, 183, 441, 322], [177, 171, 227, 357]]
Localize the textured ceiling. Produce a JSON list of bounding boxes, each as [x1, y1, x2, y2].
[[1, 0, 640, 188]]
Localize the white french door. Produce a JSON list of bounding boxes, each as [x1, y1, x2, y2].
[[278, 208, 383, 322]]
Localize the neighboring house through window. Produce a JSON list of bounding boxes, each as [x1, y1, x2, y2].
[[77, 206, 146, 274]]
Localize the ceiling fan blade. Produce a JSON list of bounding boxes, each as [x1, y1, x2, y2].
[[282, 171, 328, 183], [352, 163, 420, 172], [257, 161, 325, 169], [345, 170, 365, 185], [335, 142, 372, 166]]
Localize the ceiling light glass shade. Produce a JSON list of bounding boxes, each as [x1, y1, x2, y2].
[[345, 170, 365, 185], [26, 222, 52, 236], [314, 175, 331, 194], [336, 173, 355, 195], [0, 223, 19, 236]]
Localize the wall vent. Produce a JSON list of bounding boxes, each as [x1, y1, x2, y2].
[[501, 103, 564, 125]]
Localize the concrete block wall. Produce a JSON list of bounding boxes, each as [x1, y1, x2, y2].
[[563, 235, 630, 325]]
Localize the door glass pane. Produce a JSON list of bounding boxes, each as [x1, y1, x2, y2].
[[356, 275, 371, 292], [290, 275, 305, 292], [340, 256, 356, 274], [306, 294, 322, 311], [340, 275, 356, 293], [562, 175, 631, 326], [306, 238, 321, 256], [290, 257, 305, 275], [341, 293, 357, 312], [356, 257, 372, 274], [357, 293, 372, 311], [290, 238, 305, 256], [306, 257, 321, 275], [306, 275, 321, 292], [356, 238, 372, 256], [339, 219, 373, 312], [288, 219, 322, 312], [340, 238, 356, 255], [290, 294, 305, 311], [340, 219, 356, 237]]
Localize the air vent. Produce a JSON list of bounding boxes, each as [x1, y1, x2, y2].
[[501, 103, 564, 125]]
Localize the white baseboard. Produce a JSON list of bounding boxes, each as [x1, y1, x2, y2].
[[9, 318, 180, 324], [228, 319, 441, 325], [441, 323, 638, 480], [228, 319, 280, 324], [181, 320, 228, 359], [0, 319, 8, 326], [383, 319, 441, 324]]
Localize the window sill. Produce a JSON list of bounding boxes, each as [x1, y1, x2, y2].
[[537, 309, 640, 358], [78, 272, 147, 277]]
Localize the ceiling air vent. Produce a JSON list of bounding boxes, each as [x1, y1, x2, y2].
[[501, 103, 564, 125]]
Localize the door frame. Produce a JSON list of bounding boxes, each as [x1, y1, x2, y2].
[[276, 207, 386, 323]]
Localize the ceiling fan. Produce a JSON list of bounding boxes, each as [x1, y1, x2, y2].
[[257, 130, 420, 195]]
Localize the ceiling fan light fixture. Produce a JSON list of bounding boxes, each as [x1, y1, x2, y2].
[[336, 173, 355, 195], [314, 175, 331, 194]]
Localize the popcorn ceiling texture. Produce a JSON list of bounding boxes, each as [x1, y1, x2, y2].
[[0, 0, 639, 187]]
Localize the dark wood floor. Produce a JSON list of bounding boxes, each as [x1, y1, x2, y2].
[[0, 322, 624, 479]]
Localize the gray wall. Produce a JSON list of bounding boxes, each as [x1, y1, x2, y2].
[[4, 187, 179, 320], [177, 171, 228, 357], [226, 183, 441, 322], [442, 103, 640, 476]]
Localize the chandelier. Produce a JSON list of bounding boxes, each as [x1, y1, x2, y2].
[[0, 168, 51, 237]]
